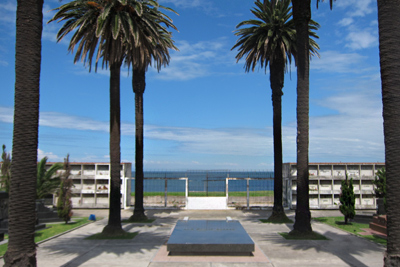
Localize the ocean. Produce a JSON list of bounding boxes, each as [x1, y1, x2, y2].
[[130, 170, 275, 193]]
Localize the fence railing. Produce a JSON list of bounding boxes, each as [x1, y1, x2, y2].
[[126, 172, 279, 209]]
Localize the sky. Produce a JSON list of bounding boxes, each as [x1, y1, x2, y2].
[[0, 0, 384, 170]]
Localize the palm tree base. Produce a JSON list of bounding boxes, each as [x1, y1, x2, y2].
[[101, 224, 126, 237], [129, 211, 148, 222], [266, 209, 291, 223], [384, 253, 400, 267], [4, 251, 36, 267], [293, 209, 312, 232], [288, 229, 315, 238]]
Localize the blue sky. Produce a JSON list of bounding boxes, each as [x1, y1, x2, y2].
[[0, 0, 383, 170]]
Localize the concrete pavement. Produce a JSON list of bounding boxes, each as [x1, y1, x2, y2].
[[1, 209, 386, 266]]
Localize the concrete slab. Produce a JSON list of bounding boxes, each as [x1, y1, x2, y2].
[[153, 244, 269, 263], [167, 220, 254, 254], [186, 197, 227, 210]]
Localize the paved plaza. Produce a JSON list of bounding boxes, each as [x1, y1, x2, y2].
[[1, 209, 385, 267]]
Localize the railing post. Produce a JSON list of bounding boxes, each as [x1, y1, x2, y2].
[[226, 178, 229, 207], [247, 178, 250, 210], [164, 176, 168, 208]]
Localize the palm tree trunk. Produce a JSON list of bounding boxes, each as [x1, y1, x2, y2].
[[378, 1, 400, 265], [291, 0, 312, 233], [4, 1, 43, 266], [102, 61, 125, 235], [268, 52, 287, 220], [130, 67, 147, 220]]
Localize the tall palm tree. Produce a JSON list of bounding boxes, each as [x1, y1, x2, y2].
[[4, 0, 43, 266], [232, 0, 319, 221], [36, 157, 63, 199], [123, 3, 178, 221], [290, 0, 333, 234], [377, 1, 400, 265], [49, 0, 149, 236]]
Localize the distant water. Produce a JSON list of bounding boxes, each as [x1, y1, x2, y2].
[[130, 170, 274, 193]]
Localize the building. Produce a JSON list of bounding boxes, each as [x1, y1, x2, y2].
[[283, 162, 385, 210], [49, 162, 132, 209]]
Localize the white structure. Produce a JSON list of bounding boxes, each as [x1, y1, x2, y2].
[[49, 162, 132, 209], [283, 162, 385, 210]]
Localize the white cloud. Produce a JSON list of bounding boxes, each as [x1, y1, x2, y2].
[[309, 92, 383, 161], [37, 149, 62, 161], [345, 30, 378, 50], [1, 76, 384, 164], [0, 107, 13, 123], [159, 0, 203, 9], [0, 1, 16, 24], [153, 39, 232, 81], [311, 50, 367, 73], [338, 18, 354, 27], [158, 0, 216, 15], [145, 125, 272, 156], [336, 0, 375, 17]]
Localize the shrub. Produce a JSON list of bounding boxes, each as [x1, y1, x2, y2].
[[373, 167, 386, 212], [57, 154, 73, 223], [339, 174, 355, 224]]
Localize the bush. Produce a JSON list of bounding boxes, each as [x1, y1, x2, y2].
[[339, 174, 355, 224], [373, 167, 386, 212], [57, 154, 73, 223]]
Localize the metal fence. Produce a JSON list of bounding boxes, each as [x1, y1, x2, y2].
[[127, 170, 280, 209]]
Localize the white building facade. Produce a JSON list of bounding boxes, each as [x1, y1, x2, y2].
[[49, 162, 132, 209], [283, 162, 385, 210]]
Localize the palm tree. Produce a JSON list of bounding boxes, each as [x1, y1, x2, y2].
[[123, 3, 178, 221], [232, 0, 319, 221], [4, 0, 43, 265], [290, 0, 333, 234], [49, 0, 148, 236], [36, 157, 63, 200], [377, 1, 400, 265]]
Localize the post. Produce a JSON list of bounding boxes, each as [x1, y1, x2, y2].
[[164, 176, 168, 208], [185, 178, 188, 208], [226, 178, 229, 207], [247, 178, 250, 210]]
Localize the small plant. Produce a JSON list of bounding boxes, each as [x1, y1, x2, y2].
[[373, 167, 386, 212], [339, 174, 355, 224], [0, 145, 11, 192], [57, 154, 74, 223]]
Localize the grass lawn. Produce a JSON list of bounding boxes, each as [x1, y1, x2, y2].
[[313, 216, 387, 246], [279, 231, 329, 240], [122, 218, 155, 223], [86, 232, 138, 240], [260, 217, 293, 224], [0, 217, 90, 257], [131, 190, 273, 197]]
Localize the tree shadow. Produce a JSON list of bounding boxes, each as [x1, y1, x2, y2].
[[34, 208, 385, 267], [251, 221, 385, 267], [36, 209, 185, 267]]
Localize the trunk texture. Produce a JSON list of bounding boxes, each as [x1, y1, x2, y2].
[[102, 62, 124, 235], [378, 0, 400, 265], [131, 68, 147, 220], [292, 0, 312, 233], [4, 0, 43, 266], [269, 52, 286, 218]]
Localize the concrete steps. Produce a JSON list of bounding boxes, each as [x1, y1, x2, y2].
[[369, 215, 387, 235]]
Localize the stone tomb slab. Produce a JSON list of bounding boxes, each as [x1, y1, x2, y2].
[[167, 219, 254, 255]]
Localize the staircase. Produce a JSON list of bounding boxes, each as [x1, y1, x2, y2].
[[369, 215, 387, 235]]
